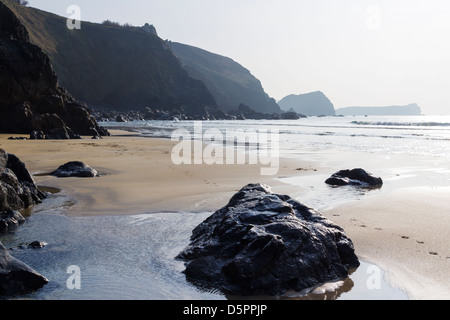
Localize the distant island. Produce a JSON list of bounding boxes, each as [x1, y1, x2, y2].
[[278, 91, 336, 116], [336, 104, 422, 116]]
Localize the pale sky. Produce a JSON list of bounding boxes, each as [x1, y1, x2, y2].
[[28, 0, 450, 114]]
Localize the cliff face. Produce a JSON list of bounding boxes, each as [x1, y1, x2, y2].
[[170, 42, 281, 115], [7, 1, 217, 113], [278, 91, 336, 116], [0, 0, 108, 137]]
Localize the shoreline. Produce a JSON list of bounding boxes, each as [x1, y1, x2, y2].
[[1, 129, 449, 299], [0, 130, 310, 216]]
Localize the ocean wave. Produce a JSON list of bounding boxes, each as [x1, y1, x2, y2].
[[351, 121, 450, 127]]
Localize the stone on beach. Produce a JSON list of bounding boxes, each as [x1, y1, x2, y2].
[[325, 168, 383, 187], [0, 149, 49, 295], [0, 242, 48, 295], [0, 149, 46, 214], [51, 161, 99, 178], [177, 183, 360, 296], [0, 210, 25, 233]]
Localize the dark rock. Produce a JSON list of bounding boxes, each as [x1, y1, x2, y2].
[[0, 148, 48, 294], [115, 115, 127, 123], [0, 149, 7, 167], [0, 2, 109, 139], [0, 150, 46, 214], [7, 137, 27, 140], [141, 23, 158, 36], [280, 111, 301, 120], [169, 42, 281, 115], [325, 168, 383, 187], [0, 242, 48, 295], [29, 130, 45, 140], [6, 153, 36, 185], [27, 241, 47, 249], [0, 210, 25, 233], [177, 183, 360, 296], [51, 161, 98, 178]]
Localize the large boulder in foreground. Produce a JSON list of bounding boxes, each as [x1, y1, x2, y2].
[[0, 242, 48, 295], [177, 183, 360, 296], [325, 168, 383, 188]]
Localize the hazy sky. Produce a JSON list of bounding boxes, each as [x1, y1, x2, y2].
[[28, 0, 450, 114]]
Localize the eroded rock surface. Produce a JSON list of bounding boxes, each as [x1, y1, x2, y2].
[[51, 161, 98, 178], [325, 168, 383, 187], [177, 183, 360, 296]]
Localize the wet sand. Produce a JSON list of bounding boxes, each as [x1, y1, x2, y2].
[[324, 187, 450, 300], [1, 130, 449, 300], [0, 131, 306, 216]]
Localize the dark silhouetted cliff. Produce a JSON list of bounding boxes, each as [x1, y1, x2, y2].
[[169, 42, 281, 115], [6, 0, 217, 114], [0, 0, 108, 138]]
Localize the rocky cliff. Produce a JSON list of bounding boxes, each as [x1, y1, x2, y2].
[[278, 91, 336, 116], [0, 0, 109, 138], [169, 42, 281, 115], [6, 0, 217, 115]]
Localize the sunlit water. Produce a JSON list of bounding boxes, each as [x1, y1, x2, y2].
[[1, 192, 407, 300], [5, 115, 446, 300], [105, 115, 450, 158]]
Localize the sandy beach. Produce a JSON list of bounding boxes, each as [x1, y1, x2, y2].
[[324, 187, 450, 300], [1, 130, 449, 300], [0, 130, 307, 216]]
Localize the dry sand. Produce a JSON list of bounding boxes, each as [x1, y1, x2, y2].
[[1, 130, 449, 300]]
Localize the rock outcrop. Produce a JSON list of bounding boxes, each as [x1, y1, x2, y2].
[[5, 0, 217, 116], [169, 42, 281, 115], [0, 149, 46, 216], [0, 242, 48, 295], [325, 168, 383, 187], [51, 161, 98, 178], [0, 148, 48, 295], [0, 0, 109, 139], [278, 91, 336, 116], [177, 183, 360, 296], [226, 103, 280, 120], [141, 23, 157, 36], [0, 209, 25, 233]]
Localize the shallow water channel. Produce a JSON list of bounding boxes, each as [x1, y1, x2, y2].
[[1, 190, 408, 300]]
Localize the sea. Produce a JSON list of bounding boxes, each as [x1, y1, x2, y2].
[[4, 115, 450, 301], [105, 115, 450, 157]]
